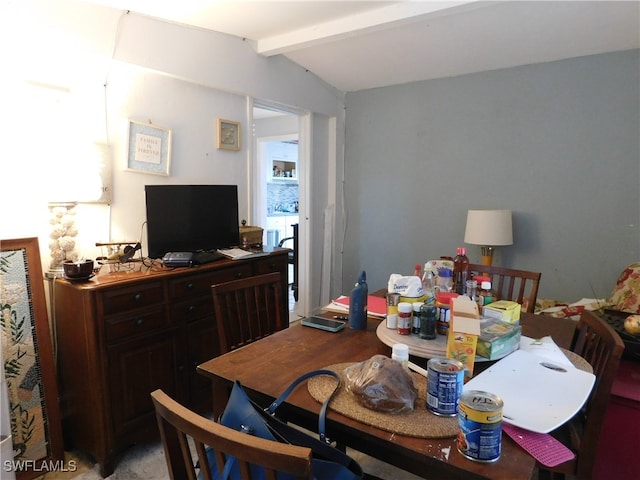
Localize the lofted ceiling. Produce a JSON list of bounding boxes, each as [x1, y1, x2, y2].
[[84, 1, 639, 92]]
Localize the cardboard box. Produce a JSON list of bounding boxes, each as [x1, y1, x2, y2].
[[483, 300, 521, 324], [239, 225, 264, 247], [476, 317, 522, 360], [447, 296, 480, 379]]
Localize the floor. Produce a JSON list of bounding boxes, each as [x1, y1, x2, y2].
[[287, 270, 305, 324], [37, 440, 424, 480]]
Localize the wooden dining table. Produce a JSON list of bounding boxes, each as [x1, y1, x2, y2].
[[197, 311, 578, 480]]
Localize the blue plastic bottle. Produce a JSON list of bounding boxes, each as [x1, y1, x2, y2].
[[349, 271, 368, 330]]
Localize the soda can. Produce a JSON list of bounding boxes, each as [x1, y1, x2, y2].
[[457, 390, 503, 463], [426, 358, 464, 416]]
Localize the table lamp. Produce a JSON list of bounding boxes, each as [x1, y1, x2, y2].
[[464, 209, 513, 267]]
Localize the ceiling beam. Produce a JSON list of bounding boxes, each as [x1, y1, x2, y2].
[[255, 0, 484, 56]]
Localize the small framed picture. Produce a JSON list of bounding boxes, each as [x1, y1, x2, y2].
[[127, 120, 172, 175], [217, 118, 241, 151]]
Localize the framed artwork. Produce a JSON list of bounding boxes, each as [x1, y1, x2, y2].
[[0, 238, 64, 479], [126, 120, 172, 175], [216, 118, 241, 151]]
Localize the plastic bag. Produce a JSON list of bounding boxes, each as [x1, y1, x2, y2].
[[344, 355, 418, 414], [388, 274, 424, 298]]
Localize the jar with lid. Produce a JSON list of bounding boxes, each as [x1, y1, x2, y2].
[[465, 279, 478, 302], [435, 292, 458, 335], [392, 343, 409, 368], [412, 302, 423, 334], [419, 303, 437, 340], [437, 268, 453, 292], [397, 302, 412, 335], [477, 281, 495, 308]]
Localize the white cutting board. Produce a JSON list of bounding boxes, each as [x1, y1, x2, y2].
[[463, 349, 595, 433]]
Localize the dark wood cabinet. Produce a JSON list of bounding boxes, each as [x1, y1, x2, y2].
[[52, 250, 289, 477]]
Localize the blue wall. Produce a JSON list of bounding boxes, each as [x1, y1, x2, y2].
[[343, 50, 640, 302]]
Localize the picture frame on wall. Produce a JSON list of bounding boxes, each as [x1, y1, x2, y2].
[[216, 118, 241, 151], [126, 120, 172, 175]]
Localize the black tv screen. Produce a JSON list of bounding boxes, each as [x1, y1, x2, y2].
[[145, 185, 240, 258]]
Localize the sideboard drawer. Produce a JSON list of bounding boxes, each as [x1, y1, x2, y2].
[[102, 282, 164, 315], [171, 296, 214, 322], [169, 265, 252, 298], [105, 305, 168, 342], [254, 255, 287, 275]]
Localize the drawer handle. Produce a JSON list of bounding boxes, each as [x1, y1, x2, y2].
[[235, 272, 244, 279], [187, 283, 194, 290], [133, 293, 142, 302], [187, 305, 196, 313], [135, 318, 144, 327]]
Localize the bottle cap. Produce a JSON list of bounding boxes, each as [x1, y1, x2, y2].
[[436, 291, 459, 305], [398, 302, 413, 313], [392, 343, 409, 356], [481, 281, 492, 289], [412, 302, 424, 311]]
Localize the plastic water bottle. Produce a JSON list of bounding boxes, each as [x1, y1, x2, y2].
[[349, 271, 368, 330]]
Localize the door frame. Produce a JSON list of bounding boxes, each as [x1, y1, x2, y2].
[[250, 100, 310, 319]]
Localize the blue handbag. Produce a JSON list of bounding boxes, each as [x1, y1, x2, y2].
[[215, 369, 363, 480]]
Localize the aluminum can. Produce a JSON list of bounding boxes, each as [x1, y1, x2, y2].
[[386, 292, 401, 329], [426, 358, 464, 416], [457, 390, 503, 463]]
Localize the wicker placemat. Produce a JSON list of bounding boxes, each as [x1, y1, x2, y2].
[[307, 363, 458, 439], [307, 352, 591, 439]]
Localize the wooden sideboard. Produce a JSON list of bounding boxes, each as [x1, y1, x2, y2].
[[52, 250, 289, 477]]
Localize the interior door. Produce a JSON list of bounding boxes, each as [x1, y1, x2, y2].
[[252, 103, 306, 320]]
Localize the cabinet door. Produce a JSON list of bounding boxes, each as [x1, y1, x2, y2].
[[187, 316, 220, 412], [107, 328, 186, 438]]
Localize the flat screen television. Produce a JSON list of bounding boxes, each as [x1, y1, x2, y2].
[[145, 184, 240, 259]]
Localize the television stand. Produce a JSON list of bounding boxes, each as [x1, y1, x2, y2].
[[51, 250, 289, 477]]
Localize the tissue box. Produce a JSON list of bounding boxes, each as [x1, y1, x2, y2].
[[482, 300, 521, 324], [447, 296, 480, 379], [476, 317, 522, 360]]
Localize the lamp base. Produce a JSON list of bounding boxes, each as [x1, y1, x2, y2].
[[480, 246, 495, 267]]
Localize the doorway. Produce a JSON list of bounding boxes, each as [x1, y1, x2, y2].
[[252, 104, 306, 323]]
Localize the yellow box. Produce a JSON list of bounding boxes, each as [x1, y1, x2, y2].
[[447, 296, 480, 379], [482, 300, 521, 324]]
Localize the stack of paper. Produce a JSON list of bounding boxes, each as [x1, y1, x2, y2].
[[324, 295, 387, 318]]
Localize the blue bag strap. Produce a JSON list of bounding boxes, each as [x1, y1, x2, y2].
[[264, 369, 340, 444]]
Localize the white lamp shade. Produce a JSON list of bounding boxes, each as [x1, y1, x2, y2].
[[464, 209, 513, 246]]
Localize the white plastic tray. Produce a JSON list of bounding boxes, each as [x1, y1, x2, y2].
[[463, 349, 595, 433]]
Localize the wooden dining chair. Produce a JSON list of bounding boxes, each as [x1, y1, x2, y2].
[[468, 263, 541, 313], [151, 389, 313, 480], [211, 272, 285, 354], [537, 310, 625, 480]]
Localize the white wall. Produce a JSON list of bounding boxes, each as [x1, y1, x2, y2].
[[1, 2, 346, 305]]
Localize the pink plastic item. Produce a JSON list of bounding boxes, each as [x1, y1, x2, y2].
[[502, 422, 575, 467]]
